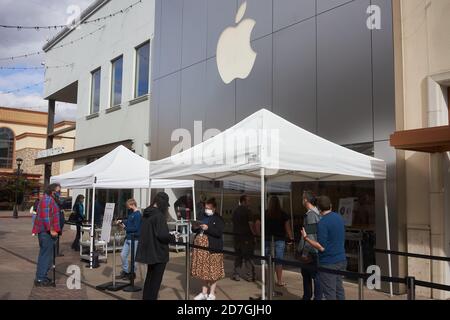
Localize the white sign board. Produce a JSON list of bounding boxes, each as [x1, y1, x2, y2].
[[338, 198, 355, 227], [100, 203, 115, 242], [37, 147, 65, 159]]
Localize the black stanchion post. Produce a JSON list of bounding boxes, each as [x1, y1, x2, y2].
[[122, 234, 142, 292], [406, 276, 416, 300], [96, 232, 128, 291], [268, 255, 273, 301], [358, 239, 364, 300], [52, 236, 56, 287], [185, 222, 190, 300]]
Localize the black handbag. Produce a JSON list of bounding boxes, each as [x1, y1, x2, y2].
[[68, 211, 78, 223]]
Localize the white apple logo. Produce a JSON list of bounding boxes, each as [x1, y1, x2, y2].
[[216, 2, 257, 84]]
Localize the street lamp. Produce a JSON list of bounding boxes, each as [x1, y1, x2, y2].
[[13, 157, 23, 219]]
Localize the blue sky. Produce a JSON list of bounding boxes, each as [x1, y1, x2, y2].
[[0, 0, 91, 121]]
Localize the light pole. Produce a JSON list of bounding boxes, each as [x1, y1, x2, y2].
[[13, 157, 23, 219]]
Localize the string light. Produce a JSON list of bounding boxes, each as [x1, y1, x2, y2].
[[0, 25, 105, 61], [0, 0, 142, 31], [0, 63, 74, 70], [0, 80, 48, 95]]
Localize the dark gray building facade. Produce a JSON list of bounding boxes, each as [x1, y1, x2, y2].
[[151, 0, 399, 288]]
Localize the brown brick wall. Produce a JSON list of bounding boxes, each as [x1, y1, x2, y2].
[[15, 148, 60, 181]]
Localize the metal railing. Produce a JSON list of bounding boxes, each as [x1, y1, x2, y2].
[[171, 231, 450, 301]]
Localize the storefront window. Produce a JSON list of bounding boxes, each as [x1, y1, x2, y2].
[[135, 41, 150, 98], [0, 127, 14, 169], [86, 188, 133, 224], [90, 68, 101, 114], [110, 56, 123, 107]]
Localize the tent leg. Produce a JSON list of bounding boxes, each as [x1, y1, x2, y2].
[[220, 182, 224, 217], [289, 187, 294, 237], [260, 168, 266, 300], [383, 180, 393, 296], [149, 179, 152, 207], [192, 183, 197, 221], [90, 186, 96, 269]]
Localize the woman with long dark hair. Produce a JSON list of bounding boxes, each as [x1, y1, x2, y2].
[[136, 192, 174, 300], [191, 198, 225, 300], [71, 194, 85, 251], [256, 196, 293, 287]]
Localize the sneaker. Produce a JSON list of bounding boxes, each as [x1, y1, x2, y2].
[[34, 279, 53, 287], [118, 271, 128, 280], [207, 294, 216, 300], [127, 272, 136, 280], [232, 274, 240, 281], [245, 273, 256, 282], [194, 293, 208, 300]]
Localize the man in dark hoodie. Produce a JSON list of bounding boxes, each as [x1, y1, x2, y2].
[[136, 192, 176, 300]]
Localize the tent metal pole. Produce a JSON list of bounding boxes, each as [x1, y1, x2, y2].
[[289, 186, 294, 236], [260, 168, 266, 300], [90, 185, 96, 269], [383, 180, 393, 296], [149, 179, 152, 206], [220, 182, 224, 216], [192, 183, 197, 221]]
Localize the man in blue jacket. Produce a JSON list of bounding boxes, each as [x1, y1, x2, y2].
[[301, 195, 347, 300], [118, 199, 142, 280]]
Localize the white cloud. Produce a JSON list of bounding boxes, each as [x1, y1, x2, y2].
[[0, 71, 44, 91], [0, 1, 90, 122], [0, 93, 77, 122]]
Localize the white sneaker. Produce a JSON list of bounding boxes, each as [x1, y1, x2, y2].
[[194, 293, 208, 300], [207, 294, 216, 300]]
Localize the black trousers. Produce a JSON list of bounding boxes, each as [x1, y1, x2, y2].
[[72, 224, 81, 249], [233, 239, 255, 278], [143, 263, 167, 300], [300, 254, 322, 300]]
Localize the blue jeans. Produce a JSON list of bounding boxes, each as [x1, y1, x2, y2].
[[265, 240, 286, 266], [319, 260, 347, 300], [121, 240, 138, 273], [35, 232, 56, 281]]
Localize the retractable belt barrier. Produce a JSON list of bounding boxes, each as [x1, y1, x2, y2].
[[375, 248, 450, 262], [172, 238, 450, 299]]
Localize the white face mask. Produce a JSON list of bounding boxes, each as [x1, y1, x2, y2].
[[205, 209, 214, 216]]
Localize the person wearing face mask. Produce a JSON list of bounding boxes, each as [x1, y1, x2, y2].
[[70, 194, 85, 251], [136, 192, 176, 300], [191, 198, 225, 300], [32, 183, 61, 287]]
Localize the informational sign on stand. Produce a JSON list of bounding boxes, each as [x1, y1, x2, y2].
[[338, 198, 355, 227], [101, 203, 115, 243]]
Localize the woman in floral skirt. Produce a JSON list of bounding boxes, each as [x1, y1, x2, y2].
[[191, 198, 225, 300]]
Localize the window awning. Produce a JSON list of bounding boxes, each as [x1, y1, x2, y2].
[[390, 126, 450, 153], [34, 139, 133, 165]]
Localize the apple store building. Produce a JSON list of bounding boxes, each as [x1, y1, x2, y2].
[[150, 0, 397, 289]]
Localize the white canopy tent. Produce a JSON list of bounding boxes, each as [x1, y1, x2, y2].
[[50, 145, 195, 268], [149, 108, 392, 298]]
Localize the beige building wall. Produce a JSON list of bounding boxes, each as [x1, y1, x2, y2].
[[0, 107, 75, 184], [395, 0, 450, 299]]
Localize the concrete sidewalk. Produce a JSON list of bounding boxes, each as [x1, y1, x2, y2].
[[0, 211, 413, 300]]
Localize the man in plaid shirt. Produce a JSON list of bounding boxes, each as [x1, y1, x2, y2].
[[33, 183, 61, 286]]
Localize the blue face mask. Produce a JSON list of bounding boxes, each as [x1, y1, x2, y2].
[[55, 192, 61, 198]]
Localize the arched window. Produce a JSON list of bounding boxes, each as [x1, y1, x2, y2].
[[0, 127, 14, 169]]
